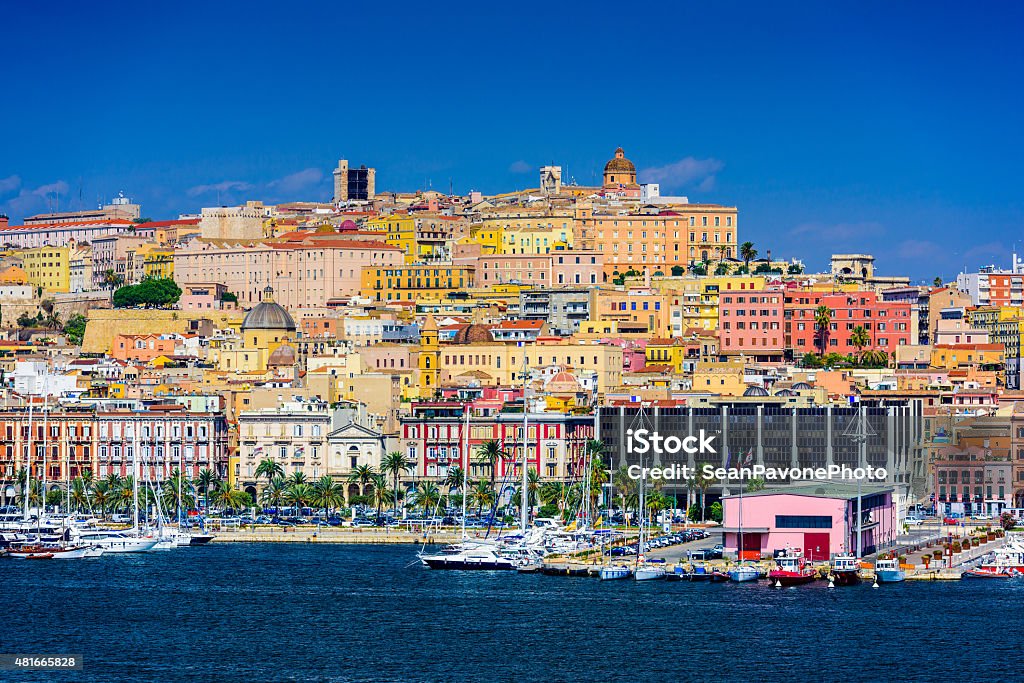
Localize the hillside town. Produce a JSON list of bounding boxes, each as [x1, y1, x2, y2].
[[1, 147, 1021, 527]]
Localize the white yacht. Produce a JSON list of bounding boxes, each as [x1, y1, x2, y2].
[[71, 529, 159, 553]]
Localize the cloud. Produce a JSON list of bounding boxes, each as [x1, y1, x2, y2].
[[638, 157, 724, 190], [0, 178, 71, 220], [186, 180, 253, 198], [0, 175, 21, 196], [788, 221, 886, 242], [508, 160, 532, 174], [266, 168, 324, 195]]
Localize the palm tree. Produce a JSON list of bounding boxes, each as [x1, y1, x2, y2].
[[196, 468, 219, 512], [69, 476, 91, 512], [91, 480, 111, 518], [347, 464, 376, 498], [313, 475, 344, 519], [933, 276, 943, 287], [415, 481, 442, 516], [254, 458, 284, 488], [469, 480, 494, 515], [850, 325, 870, 358], [210, 482, 251, 511], [260, 475, 288, 511], [814, 304, 832, 355], [114, 476, 136, 514], [286, 482, 314, 514], [160, 468, 195, 521], [443, 465, 465, 497], [475, 440, 505, 491], [739, 241, 758, 269], [380, 451, 413, 516], [370, 473, 391, 520], [693, 463, 717, 522]]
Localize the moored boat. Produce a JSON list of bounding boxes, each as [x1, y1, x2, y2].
[[873, 556, 906, 583], [728, 565, 760, 582], [419, 542, 516, 570], [962, 568, 1015, 579], [768, 550, 816, 586], [829, 553, 861, 586], [634, 564, 667, 581], [599, 565, 632, 581]]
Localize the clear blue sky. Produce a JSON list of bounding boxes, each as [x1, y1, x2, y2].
[[2, 1, 1022, 281]]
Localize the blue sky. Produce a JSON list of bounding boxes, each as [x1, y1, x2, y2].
[[1, 1, 1022, 281]]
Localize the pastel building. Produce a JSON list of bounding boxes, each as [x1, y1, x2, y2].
[[718, 289, 785, 362], [722, 483, 897, 561], [785, 291, 912, 354]]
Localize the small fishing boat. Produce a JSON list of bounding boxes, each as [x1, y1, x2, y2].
[[710, 570, 730, 582], [873, 556, 906, 583], [25, 552, 54, 560], [828, 553, 861, 586], [768, 550, 816, 586], [728, 565, 760, 582]]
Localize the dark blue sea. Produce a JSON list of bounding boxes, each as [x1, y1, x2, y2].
[[4, 543, 1022, 682]]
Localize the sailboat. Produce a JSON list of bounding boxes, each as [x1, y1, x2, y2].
[[729, 450, 760, 582], [599, 530, 631, 580], [419, 404, 516, 571], [633, 405, 665, 581]]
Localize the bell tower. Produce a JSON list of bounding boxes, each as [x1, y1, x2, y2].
[[418, 314, 440, 397]]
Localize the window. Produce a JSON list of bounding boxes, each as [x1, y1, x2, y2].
[[775, 515, 832, 528]]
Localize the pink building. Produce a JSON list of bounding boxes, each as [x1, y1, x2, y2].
[[785, 291, 912, 355], [174, 234, 403, 309], [179, 282, 236, 311], [718, 289, 785, 361], [476, 251, 602, 288], [722, 483, 896, 561]]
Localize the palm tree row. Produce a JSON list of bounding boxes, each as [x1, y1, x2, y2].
[[12, 466, 231, 518]]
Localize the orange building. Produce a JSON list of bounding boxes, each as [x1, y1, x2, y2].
[[112, 334, 178, 362]]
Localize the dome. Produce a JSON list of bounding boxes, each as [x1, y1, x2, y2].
[[545, 370, 582, 394], [774, 388, 795, 397], [450, 323, 493, 344], [267, 344, 297, 367], [242, 287, 296, 332], [604, 147, 636, 174], [743, 385, 770, 397], [339, 219, 358, 231], [792, 382, 812, 390]]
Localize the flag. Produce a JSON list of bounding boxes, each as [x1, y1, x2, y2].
[[724, 449, 731, 469], [252, 446, 263, 455], [744, 448, 753, 466]]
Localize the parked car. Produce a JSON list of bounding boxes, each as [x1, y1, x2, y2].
[[904, 516, 924, 526], [943, 516, 961, 525]]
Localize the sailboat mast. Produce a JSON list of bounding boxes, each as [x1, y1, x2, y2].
[[461, 404, 468, 540], [738, 470, 744, 564], [519, 353, 529, 532], [132, 418, 140, 534], [178, 439, 183, 527], [24, 391, 34, 522]]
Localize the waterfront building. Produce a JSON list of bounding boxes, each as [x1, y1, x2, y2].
[[236, 397, 332, 495], [721, 483, 897, 560], [933, 445, 1013, 517]]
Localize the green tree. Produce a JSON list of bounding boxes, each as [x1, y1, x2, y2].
[[691, 262, 708, 276], [112, 277, 182, 308], [370, 473, 391, 519], [708, 501, 724, 523], [814, 304, 832, 355], [850, 325, 870, 356], [693, 463, 717, 522], [380, 451, 414, 516], [933, 276, 943, 287], [196, 468, 220, 511], [210, 482, 252, 511], [62, 314, 87, 345], [260, 476, 288, 510], [254, 458, 284, 487], [745, 477, 766, 493], [313, 475, 344, 518], [739, 241, 757, 269], [670, 265, 685, 277], [469, 480, 495, 515], [347, 464, 377, 498], [475, 440, 505, 492], [415, 481, 442, 516], [787, 263, 804, 275]]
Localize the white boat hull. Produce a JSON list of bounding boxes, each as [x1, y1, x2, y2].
[[634, 566, 667, 581], [600, 566, 632, 580]]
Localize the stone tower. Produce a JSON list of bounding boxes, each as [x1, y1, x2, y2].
[[333, 159, 349, 203]]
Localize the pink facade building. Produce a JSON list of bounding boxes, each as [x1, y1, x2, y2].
[[722, 483, 896, 561], [785, 291, 912, 355], [174, 234, 403, 309], [718, 289, 785, 361], [476, 251, 603, 288]]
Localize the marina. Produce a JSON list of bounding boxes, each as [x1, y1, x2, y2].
[[6, 542, 1024, 683]]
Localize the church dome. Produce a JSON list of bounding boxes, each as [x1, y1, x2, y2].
[[743, 385, 770, 397], [451, 324, 494, 344], [267, 343, 297, 367], [242, 287, 296, 332], [604, 147, 636, 175], [791, 382, 812, 390]]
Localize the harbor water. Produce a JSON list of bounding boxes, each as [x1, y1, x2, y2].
[[6, 543, 1023, 682]]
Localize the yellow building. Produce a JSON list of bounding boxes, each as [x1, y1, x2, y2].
[[645, 337, 690, 374], [20, 245, 71, 293], [360, 265, 475, 302], [692, 359, 747, 396], [139, 244, 175, 279], [592, 289, 673, 336], [366, 214, 416, 262], [930, 344, 1005, 372], [212, 287, 297, 373], [498, 226, 572, 255]]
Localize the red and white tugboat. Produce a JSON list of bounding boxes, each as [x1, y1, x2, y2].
[[768, 549, 817, 587]]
